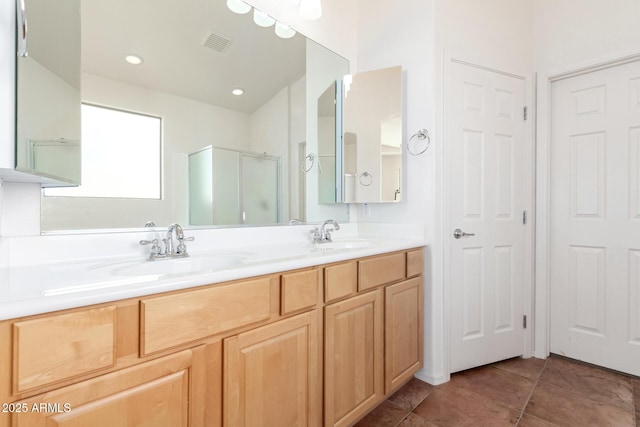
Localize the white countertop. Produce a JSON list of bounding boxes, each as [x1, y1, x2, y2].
[[0, 223, 426, 320]]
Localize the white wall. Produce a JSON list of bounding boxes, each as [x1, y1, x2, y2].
[[534, 0, 640, 72], [532, 0, 640, 359], [351, 0, 439, 383]]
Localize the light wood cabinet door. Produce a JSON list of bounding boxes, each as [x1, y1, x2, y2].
[[385, 277, 424, 394], [324, 290, 384, 427], [11, 347, 205, 427], [223, 310, 321, 427]]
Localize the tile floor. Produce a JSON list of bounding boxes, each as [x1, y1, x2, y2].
[[356, 355, 640, 426]]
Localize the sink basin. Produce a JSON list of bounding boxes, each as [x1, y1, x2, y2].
[[313, 239, 372, 250], [111, 254, 246, 276]]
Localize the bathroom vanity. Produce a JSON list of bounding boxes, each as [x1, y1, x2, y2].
[[0, 237, 424, 427]]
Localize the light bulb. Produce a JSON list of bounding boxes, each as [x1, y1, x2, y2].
[[125, 54, 144, 65], [253, 9, 276, 27], [226, 0, 251, 14], [299, 0, 321, 20], [275, 21, 296, 39], [232, 88, 244, 96]]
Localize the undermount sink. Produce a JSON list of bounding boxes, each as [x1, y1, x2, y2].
[[111, 254, 247, 276], [313, 239, 372, 250]]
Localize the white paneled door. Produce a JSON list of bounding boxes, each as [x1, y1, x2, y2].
[[448, 61, 527, 373], [550, 59, 640, 376]]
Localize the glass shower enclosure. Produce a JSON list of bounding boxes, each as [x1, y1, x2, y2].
[[188, 146, 280, 226]]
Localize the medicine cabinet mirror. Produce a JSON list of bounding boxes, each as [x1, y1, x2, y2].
[[15, 0, 81, 185], [317, 66, 403, 204]]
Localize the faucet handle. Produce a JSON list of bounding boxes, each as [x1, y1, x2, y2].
[[310, 227, 321, 243], [140, 239, 162, 255], [324, 229, 333, 242], [176, 235, 194, 254]]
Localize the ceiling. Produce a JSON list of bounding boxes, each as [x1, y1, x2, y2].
[[81, 0, 307, 114]]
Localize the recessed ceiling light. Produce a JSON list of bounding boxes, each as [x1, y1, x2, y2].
[[232, 88, 244, 96], [125, 54, 144, 65]]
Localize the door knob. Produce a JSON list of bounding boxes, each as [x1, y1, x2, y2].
[[453, 228, 475, 239]]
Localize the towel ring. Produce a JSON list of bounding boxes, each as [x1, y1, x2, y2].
[[302, 153, 315, 172], [407, 129, 431, 156], [359, 172, 373, 186]]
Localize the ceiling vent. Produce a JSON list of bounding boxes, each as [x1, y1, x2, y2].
[[202, 32, 232, 53]]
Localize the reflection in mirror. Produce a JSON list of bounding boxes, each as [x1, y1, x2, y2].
[[46, 104, 161, 199], [341, 66, 403, 203], [39, 0, 350, 232], [317, 82, 338, 204], [16, 0, 81, 184], [189, 147, 280, 225]]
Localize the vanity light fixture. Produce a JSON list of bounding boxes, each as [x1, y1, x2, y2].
[[226, 0, 251, 14], [232, 88, 244, 96], [253, 9, 276, 27], [226, 0, 321, 21], [226, 1, 312, 39], [125, 54, 144, 65], [275, 21, 296, 39]]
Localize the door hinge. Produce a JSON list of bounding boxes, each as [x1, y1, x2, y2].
[[523, 315, 527, 329], [522, 210, 528, 225], [523, 106, 528, 121]]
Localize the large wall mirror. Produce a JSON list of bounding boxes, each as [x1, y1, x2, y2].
[[35, 0, 349, 231]]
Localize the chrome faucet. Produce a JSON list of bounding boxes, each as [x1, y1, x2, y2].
[[311, 219, 340, 243], [140, 223, 194, 260], [165, 223, 183, 255]]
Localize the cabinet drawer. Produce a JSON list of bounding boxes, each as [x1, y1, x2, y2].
[[324, 261, 357, 303], [13, 306, 116, 393], [406, 248, 424, 277], [141, 276, 277, 355], [358, 252, 406, 291], [281, 268, 318, 315], [11, 348, 203, 427]]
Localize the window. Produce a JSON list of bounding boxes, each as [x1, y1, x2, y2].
[[45, 104, 162, 199]]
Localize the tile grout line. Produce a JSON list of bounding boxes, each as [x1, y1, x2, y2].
[[514, 357, 549, 426]]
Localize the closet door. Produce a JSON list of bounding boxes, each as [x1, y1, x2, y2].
[[550, 59, 640, 376]]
